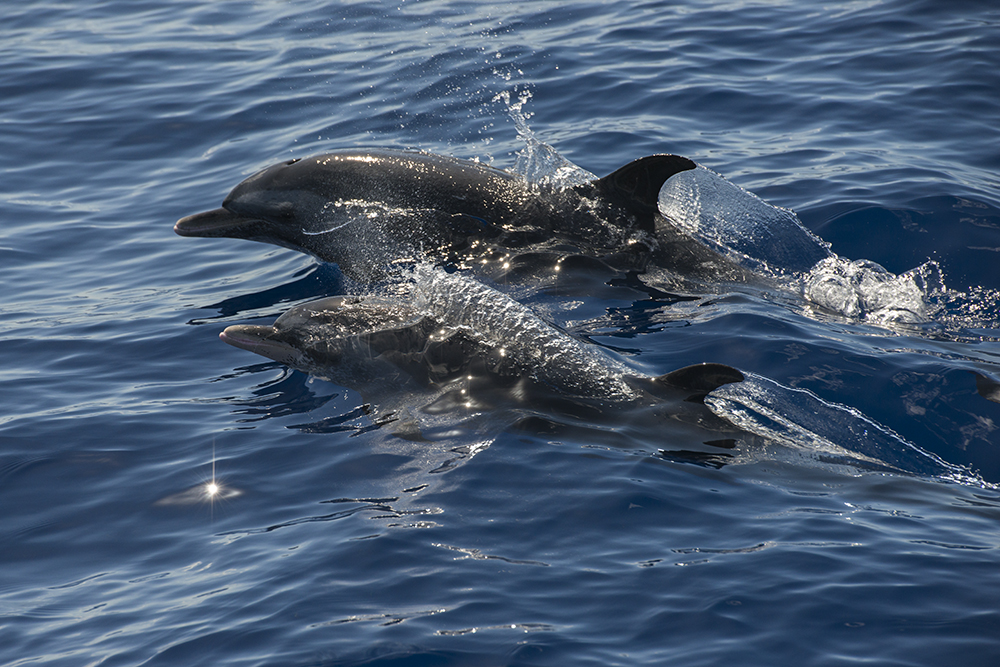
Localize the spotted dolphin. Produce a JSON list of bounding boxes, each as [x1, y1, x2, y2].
[[219, 266, 971, 480], [219, 267, 744, 408], [177, 146, 937, 325], [176, 149, 697, 279]]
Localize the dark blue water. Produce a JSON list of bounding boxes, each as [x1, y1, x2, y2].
[[3, 1, 1000, 665]]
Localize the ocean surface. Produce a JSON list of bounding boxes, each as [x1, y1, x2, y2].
[[3, 1, 1000, 665]]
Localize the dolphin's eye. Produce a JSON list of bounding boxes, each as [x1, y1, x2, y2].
[[285, 158, 301, 165]]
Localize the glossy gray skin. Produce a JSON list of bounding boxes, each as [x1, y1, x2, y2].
[[176, 149, 697, 279], [219, 294, 744, 407], [219, 295, 497, 393]]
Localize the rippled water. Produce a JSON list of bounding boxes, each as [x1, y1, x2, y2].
[[3, 1, 1000, 665]]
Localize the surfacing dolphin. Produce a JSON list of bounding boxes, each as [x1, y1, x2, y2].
[[177, 147, 941, 322], [219, 267, 745, 411], [176, 148, 697, 279], [220, 267, 974, 481]]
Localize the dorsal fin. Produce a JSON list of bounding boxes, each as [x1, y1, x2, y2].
[[594, 154, 697, 225], [650, 362, 744, 403]]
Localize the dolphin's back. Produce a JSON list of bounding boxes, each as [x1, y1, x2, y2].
[[227, 149, 534, 222], [414, 266, 641, 401]]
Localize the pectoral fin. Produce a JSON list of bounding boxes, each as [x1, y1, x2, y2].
[[972, 371, 1000, 404]]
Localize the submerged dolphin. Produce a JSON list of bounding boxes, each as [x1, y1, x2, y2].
[[176, 148, 697, 279], [222, 292, 966, 477]]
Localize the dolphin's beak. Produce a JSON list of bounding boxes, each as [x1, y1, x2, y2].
[[220, 325, 300, 365], [174, 207, 264, 238]]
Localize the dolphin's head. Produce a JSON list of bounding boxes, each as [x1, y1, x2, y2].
[[175, 152, 507, 279], [175, 157, 360, 263], [219, 295, 443, 385]]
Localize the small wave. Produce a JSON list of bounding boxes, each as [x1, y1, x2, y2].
[[656, 164, 967, 328], [706, 372, 992, 488]]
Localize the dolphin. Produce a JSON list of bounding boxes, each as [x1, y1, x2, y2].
[[176, 149, 697, 279], [175, 147, 939, 322], [218, 292, 747, 444], [220, 290, 974, 478], [219, 268, 745, 409], [219, 267, 973, 481]]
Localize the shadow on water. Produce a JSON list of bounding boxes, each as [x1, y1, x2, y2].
[[188, 263, 344, 323], [223, 364, 341, 423]]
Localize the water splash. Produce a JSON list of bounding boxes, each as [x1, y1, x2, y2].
[[496, 89, 597, 188], [802, 257, 946, 324], [706, 372, 992, 488], [657, 164, 953, 326], [935, 284, 1000, 337], [658, 165, 832, 276]]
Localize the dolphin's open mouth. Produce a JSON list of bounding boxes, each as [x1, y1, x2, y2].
[[174, 207, 263, 238]]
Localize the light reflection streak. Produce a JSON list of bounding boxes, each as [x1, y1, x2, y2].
[[153, 441, 241, 512]]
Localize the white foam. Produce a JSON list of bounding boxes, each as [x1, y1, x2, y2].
[[801, 257, 944, 324], [658, 165, 946, 323]]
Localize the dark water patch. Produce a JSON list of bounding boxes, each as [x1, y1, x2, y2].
[[808, 196, 1000, 290]]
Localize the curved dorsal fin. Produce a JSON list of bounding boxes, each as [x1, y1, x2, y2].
[[650, 362, 744, 403], [594, 154, 697, 226]]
